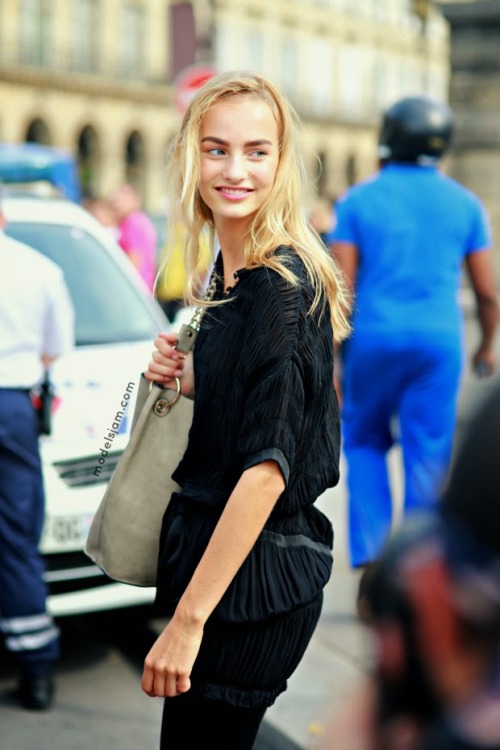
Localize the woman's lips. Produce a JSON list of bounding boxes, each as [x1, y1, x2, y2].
[[216, 187, 253, 200]]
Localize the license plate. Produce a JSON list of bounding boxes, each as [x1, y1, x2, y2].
[[42, 513, 94, 550]]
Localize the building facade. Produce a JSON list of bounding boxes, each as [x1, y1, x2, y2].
[[440, 0, 500, 270], [206, 0, 450, 203], [0, 0, 450, 213]]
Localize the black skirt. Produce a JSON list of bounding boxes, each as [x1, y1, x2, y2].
[[155, 493, 330, 708]]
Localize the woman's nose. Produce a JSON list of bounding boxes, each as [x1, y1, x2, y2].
[[222, 154, 246, 181]]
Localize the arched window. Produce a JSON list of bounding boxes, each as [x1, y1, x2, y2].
[[77, 125, 100, 196], [25, 118, 51, 145], [125, 130, 146, 195], [346, 154, 357, 187]]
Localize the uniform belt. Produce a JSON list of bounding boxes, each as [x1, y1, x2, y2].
[[0, 386, 32, 393]]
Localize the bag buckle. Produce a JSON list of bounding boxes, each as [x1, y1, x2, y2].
[[151, 377, 182, 417]]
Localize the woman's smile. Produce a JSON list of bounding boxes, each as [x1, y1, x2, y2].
[[215, 186, 254, 200]]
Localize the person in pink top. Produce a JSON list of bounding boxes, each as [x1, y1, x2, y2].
[[111, 183, 157, 292]]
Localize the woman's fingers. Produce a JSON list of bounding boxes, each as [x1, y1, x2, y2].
[[142, 663, 190, 698], [144, 359, 183, 384], [144, 332, 187, 383], [163, 674, 180, 698], [176, 673, 191, 695], [156, 333, 188, 362], [141, 663, 155, 696]]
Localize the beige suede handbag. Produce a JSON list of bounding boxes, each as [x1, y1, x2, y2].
[[85, 275, 216, 587]]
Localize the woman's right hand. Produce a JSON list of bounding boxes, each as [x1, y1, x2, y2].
[[144, 332, 195, 399], [142, 610, 204, 699]]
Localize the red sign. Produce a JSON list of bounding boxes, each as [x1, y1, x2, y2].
[[174, 65, 217, 115]]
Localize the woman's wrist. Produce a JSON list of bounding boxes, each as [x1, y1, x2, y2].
[[174, 591, 211, 629]]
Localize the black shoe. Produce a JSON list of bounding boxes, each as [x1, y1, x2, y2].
[[17, 672, 55, 711]]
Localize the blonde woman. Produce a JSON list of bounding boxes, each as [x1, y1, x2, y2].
[[142, 71, 351, 749]]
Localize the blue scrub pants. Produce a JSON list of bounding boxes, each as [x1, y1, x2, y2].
[[0, 389, 60, 672], [341, 333, 463, 567]]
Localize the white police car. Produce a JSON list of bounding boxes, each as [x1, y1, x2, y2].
[[3, 195, 169, 617]]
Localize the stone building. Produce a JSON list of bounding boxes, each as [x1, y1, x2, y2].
[[0, 0, 450, 213], [440, 0, 500, 268]]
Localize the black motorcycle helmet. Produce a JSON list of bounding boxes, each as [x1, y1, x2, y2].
[[378, 95, 454, 164]]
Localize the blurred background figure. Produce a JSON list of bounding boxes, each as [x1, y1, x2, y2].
[[330, 95, 499, 579], [110, 183, 157, 292], [308, 197, 337, 249], [318, 376, 500, 750], [83, 196, 119, 240], [0, 199, 74, 710], [154, 203, 212, 323]]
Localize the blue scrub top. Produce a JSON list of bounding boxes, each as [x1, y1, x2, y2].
[[332, 164, 491, 341]]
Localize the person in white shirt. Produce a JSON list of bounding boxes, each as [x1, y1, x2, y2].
[[0, 204, 74, 710]]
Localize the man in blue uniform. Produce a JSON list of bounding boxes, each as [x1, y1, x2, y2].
[[0, 201, 74, 709], [330, 95, 499, 570]]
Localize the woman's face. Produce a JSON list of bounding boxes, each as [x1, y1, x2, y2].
[[198, 95, 280, 236]]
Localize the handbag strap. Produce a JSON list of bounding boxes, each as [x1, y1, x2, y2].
[[175, 268, 218, 354]]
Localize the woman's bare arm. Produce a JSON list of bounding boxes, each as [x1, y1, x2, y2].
[[141, 459, 285, 698]]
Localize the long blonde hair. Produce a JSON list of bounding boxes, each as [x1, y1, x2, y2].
[[165, 70, 351, 342]]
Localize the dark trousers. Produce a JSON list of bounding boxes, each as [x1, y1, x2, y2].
[[160, 689, 267, 749], [0, 389, 59, 671]]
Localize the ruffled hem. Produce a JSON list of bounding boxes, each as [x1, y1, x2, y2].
[[186, 594, 324, 711], [199, 681, 286, 709]]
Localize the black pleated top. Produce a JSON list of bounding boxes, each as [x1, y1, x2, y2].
[[159, 247, 341, 625], [173, 246, 340, 510]]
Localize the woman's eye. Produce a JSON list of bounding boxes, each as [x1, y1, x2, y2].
[[208, 148, 225, 156], [250, 150, 267, 158]]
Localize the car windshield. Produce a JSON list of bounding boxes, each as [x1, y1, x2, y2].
[[6, 221, 161, 345]]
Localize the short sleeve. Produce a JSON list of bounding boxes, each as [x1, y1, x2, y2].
[[237, 270, 305, 485], [330, 191, 358, 245]]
